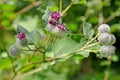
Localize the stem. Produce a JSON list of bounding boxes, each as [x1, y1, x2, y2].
[[59, 0, 62, 13], [13, 1, 42, 19], [13, 67, 43, 80], [94, 8, 120, 30], [13, 35, 100, 79], [61, 2, 73, 16], [104, 58, 112, 80], [84, 49, 100, 53], [84, 33, 100, 47], [7, 52, 17, 79], [77, 42, 100, 52], [27, 45, 32, 50]]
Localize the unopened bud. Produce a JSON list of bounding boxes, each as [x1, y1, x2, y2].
[[109, 34, 116, 45], [16, 32, 28, 47], [100, 45, 115, 57], [18, 32, 26, 40], [98, 33, 111, 45], [49, 19, 57, 25], [56, 24, 66, 31], [51, 12, 60, 20], [8, 44, 20, 57], [98, 24, 110, 33], [52, 27, 60, 33], [46, 23, 55, 31]]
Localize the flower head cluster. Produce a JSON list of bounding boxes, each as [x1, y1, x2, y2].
[[46, 11, 66, 35], [8, 32, 28, 57], [98, 24, 116, 57]]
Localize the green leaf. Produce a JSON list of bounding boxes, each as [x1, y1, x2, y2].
[[17, 25, 29, 34], [42, 6, 50, 23], [50, 6, 59, 12], [79, 43, 100, 57], [0, 58, 11, 70], [83, 22, 94, 39], [28, 30, 41, 43], [71, 0, 86, 4], [76, 51, 89, 57], [51, 35, 87, 56]]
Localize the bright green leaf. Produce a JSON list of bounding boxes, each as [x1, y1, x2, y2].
[[71, 0, 86, 4], [50, 6, 59, 12]]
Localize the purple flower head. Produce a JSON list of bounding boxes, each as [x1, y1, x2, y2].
[[56, 24, 66, 31], [51, 12, 60, 20], [49, 19, 57, 25], [18, 32, 26, 40]]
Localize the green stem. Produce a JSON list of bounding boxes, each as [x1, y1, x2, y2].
[[27, 45, 32, 50], [84, 33, 100, 47], [77, 42, 100, 52], [104, 58, 112, 80], [59, 0, 62, 13], [61, 2, 73, 16], [84, 49, 100, 53]]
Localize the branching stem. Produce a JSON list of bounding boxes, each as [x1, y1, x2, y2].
[[61, 2, 73, 16]]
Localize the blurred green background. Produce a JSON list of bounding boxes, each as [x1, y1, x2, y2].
[[0, 0, 120, 80]]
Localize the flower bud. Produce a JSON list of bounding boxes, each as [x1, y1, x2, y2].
[[46, 23, 55, 31], [52, 27, 60, 33], [56, 24, 66, 31], [109, 34, 116, 45], [100, 45, 115, 57], [98, 24, 110, 33], [16, 38, 28, 47], [18, 32, 26, 40], [51, 12, 60, 20], [8, 44, 20, 57], [98, 33, 111, 45], [16, 32, 28, 47], [49, 19, 57, 25]]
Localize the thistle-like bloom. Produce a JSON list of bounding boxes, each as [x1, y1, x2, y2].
[[100, 45, 116, 57], [18, 32, 26, 40], [56, 24, 66, 31], [51, 12, 60, 21], [16, 32, 28, 47], [46, 23, 56, 31], [8, 44, 20, 57], [98, 24, 110, 33], [49, 19, 57, 25], [52, 24, 66, 36]]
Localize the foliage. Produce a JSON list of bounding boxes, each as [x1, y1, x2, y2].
[[0, 0, 120, 80]]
